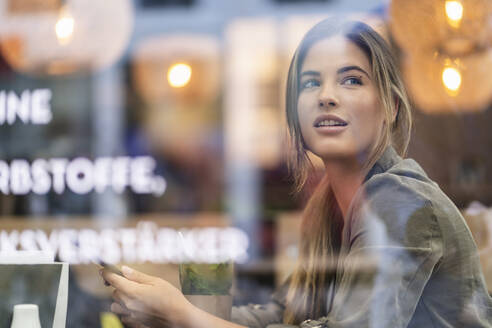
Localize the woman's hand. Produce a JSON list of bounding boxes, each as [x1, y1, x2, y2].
[[101, 266, 195, 328]]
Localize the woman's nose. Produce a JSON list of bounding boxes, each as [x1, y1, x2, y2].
[[318, 85, 339, 108], [318, 96, 338, 108]]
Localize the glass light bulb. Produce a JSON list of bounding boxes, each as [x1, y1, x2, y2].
[[168, 63, 192, 88], [445, 1, 463, 26], [442, 67, 462, 92], [55, 12, 75, 45]]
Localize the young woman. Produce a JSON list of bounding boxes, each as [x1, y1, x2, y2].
[[102, 18, 492, 327]]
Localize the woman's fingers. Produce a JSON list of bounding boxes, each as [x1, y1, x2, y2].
[[113, 289, 149, 314], [111, 302, 156, 327], [111, 302, 131, 316], [121, 266, 156, 285], [112, 289, 125, 306], [113, 289, 134, 309], [101, 269, 141, 294], [102, 267, 181, 326]]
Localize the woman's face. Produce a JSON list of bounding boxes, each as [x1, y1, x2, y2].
[[297, 36, 384, 164]]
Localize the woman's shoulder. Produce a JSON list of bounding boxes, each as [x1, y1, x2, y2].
[[356, 146, 439, 212], [358, 158, 436, 214], [348, 158, 444, 248], [362, 155, 446, 211]]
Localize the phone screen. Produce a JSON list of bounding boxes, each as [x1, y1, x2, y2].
[[92, 259, 123, 276]]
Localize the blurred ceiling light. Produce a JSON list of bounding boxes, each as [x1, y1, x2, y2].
[[55, 8, 74, 45], [132, 35, 221, 156], [390, 0, 492, 112], [0, 0, 134, 75], [445, 0, 464, 27], [167, 63, 192, 88], [403, 51, 492, 112], [442, 66, 462, 93], [132, 35, 220, 104], [390, 0, 492, 56]]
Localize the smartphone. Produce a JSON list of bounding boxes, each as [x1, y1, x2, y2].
[[92, 258, 124, 276]]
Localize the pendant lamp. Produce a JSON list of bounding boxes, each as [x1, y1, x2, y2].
[[0, 0, 133, 75], [390, 0, 492, 112], [402, 49, 492, 112], [132, 35, 220, 105]]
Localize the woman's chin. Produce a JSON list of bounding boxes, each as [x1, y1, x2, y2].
[[312, 148, 355, 160]]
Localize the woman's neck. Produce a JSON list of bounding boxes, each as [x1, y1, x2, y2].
[[323, 158, 367, 219]]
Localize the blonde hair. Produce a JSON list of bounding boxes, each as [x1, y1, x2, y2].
[[284, 18, 413, 324]]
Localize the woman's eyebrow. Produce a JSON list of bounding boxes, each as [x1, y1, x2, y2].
[[337, 65, 370, 79], [300, 70, 320, 78]]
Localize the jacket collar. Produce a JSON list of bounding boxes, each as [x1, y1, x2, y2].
[[363, 145, 401, 183]]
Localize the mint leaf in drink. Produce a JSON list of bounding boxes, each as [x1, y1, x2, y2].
[[179, 263, 233, 295]]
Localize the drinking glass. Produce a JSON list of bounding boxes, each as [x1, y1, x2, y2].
[[179, 262, 233, 320]]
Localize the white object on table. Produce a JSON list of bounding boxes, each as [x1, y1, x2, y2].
[[10, 304, 42, 328], [0, 250, 68, 328]]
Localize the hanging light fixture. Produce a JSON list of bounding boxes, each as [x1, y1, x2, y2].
[[389, 0, 492, 112], [167, 63, 193, 88], [131, 35, 221, 156], [0, 0, 133, 75], [445, 0, 464, 28], [54, 6, 75, 46], [442, 65, 462, 94], [390, 0, 492, 56], [402, 50, 492, 112], [132, 35, 220, 105]]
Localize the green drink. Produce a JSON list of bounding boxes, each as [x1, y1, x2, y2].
[[179, 262, 233, 295]]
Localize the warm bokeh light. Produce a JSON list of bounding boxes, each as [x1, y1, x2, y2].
[[445, 0, 463, 27], [0, 0, 133, 75], [55, 12, 75, 45], [442, 66, 462, 92], [167, 63, 192, 88]]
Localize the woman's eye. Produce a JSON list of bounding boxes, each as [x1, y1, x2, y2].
[[301, 79, 320, 89], [342, 77, 363, 86]]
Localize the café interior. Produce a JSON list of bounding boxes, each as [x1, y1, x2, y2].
[[0, 0, 491, 327]]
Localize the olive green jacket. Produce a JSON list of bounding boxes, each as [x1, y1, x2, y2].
[[231, 146, 492, 328]]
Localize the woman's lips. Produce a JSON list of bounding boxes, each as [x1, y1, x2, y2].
[[315, 124, 348, 135], [313, 115, 348, 127]]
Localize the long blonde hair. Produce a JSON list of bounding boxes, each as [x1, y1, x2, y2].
[[284, 18, 413, 324]]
